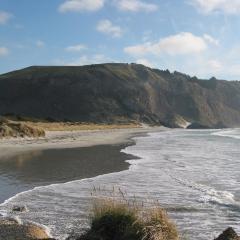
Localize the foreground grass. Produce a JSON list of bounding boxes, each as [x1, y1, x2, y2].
[[76, 193, 179, 240]]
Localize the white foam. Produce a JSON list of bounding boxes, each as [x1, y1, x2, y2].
[[1, 129, 240, 240], [212, 129, 240, 139]]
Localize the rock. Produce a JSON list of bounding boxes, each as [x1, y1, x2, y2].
[[215, 227, 240, 240], [187, 122, 210, 129], [0, 219, 51, 240], [12, 205, 28, 212]]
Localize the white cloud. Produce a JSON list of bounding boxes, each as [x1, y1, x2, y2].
[[65, 44, 87, 52], [124, 32, 214, 57], [0, 11, 12, 25], [0, 47, 9, 57], [59, 0, 105, 13], [189, 0, 240, 14], [115, 0, 158, 12], [68, 54, 106, 65], [54, 54, 112, 66], [36, 40, 45, 48], [203, 34, 219, 46], [136, 58, 155, 68], [97, 20, 123, 38]]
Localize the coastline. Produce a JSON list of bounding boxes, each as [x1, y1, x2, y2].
[[0, 126, 164, 159], [0, 143, 138, 203], [0, 126, 165, 239], [0, 127, 166, 202], [1, 128, 239, 240]]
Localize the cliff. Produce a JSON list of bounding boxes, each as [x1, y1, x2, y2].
[[1, 63, 240, 128]]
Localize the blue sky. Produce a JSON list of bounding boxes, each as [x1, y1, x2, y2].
[[1, 0, 240, 79]]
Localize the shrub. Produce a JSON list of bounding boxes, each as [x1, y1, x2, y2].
[[77, 192, 179, 240]]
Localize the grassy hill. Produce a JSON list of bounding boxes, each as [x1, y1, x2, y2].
[[1, 63, 240, 128]]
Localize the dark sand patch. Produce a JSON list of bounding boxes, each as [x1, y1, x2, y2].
[[0, 143, 137, 203]]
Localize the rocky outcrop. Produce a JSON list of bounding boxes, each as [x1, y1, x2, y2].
[[187, 122, 210, 129], [0, 219, 52, 240], [215, 227, 240, 240]]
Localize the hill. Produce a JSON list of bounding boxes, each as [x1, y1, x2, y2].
[[0, 63, 240, 128]]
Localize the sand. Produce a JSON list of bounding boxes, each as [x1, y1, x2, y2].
[[0, 127, 166, 202], [0, 126, 165, 159], [0, 126, 166, 239]]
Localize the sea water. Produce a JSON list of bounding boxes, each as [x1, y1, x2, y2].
[[0, 129, 240, 240]]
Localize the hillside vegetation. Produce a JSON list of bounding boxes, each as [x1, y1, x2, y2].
[[1, 63, 240, 128]]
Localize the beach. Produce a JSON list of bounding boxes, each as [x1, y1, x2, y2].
[[0, 127, 163, 203], [1, 127, 239, 240]]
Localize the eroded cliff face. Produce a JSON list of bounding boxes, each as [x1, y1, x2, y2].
[[0, 63, 240, 128]]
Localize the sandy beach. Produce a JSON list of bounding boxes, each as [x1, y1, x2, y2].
[[0, 126, 166, 239], [0, 126, 165, 203], [0, 126, 164, 159]]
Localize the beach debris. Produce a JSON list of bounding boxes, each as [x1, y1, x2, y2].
[[12, 205, 28, 213]]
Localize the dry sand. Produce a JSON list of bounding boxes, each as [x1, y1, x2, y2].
[[0, 126, 166, 159]]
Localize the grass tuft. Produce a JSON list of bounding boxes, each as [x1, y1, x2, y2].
[[76, 189, 179, 240]]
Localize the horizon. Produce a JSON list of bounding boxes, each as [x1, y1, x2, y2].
[[1, 1, 240, 80]]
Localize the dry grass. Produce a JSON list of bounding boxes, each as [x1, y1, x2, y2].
[[0, 115, 141, 138], [142, 207, 179, 240], [76, 189, 179, 240], [1, 115, 141, 131], [16, 121, 141, 131], [0, 118, 45, 138]]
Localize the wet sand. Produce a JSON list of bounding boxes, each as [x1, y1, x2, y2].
[[0, 127, 166, 204], [0, 143, 138, 203]]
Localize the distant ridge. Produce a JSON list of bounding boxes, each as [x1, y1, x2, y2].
[[1, 63, 240, 128]]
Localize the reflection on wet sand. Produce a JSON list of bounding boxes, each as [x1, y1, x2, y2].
[[0, 144, 136, 203], [0, 151, 43, 168]]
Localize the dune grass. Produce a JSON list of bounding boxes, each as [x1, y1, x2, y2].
[[1, 115, 141, 131], [24, 122, 141, 131], [77, 190, 179, 240], [0, 117, 45, 138]]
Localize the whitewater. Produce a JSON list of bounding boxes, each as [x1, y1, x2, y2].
[[1, 129, 240, 240]]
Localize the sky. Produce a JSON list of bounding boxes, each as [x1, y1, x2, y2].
[[1, 0, 240, 79]]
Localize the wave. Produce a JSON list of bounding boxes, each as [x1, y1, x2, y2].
[[170, 174, 240, 210], [212, 129, 240, 140], [1, 129, 240, 240]]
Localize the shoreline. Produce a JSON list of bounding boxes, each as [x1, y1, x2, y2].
[[0, 126, 165, 239], [0, 127, 163, 203], [0, 129, 239, 239], [0, 127, 167, 203], [0, 143, 139, 204], [0, 126, 164, 159]]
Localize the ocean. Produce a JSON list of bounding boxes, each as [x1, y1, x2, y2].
[[0, 129, 240, 239]]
